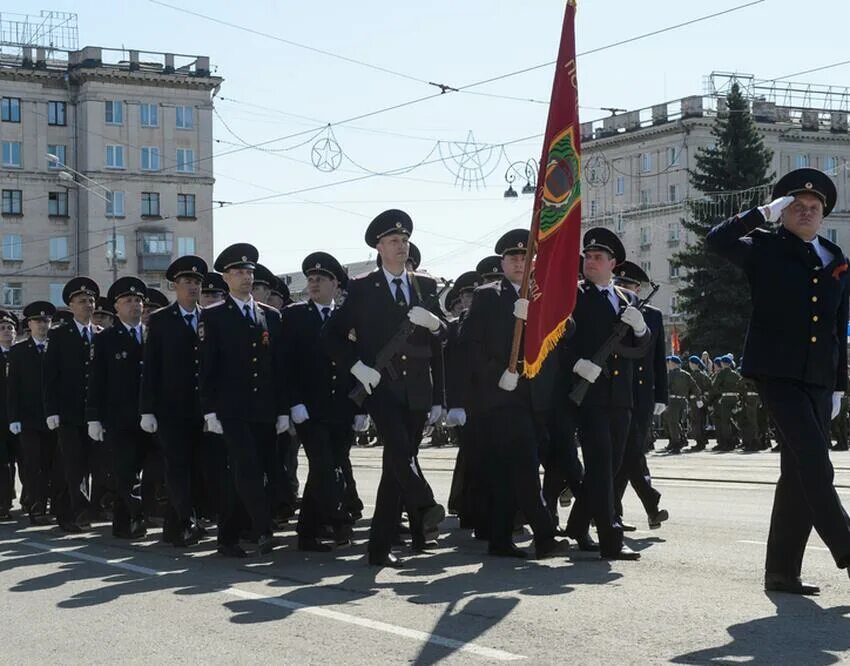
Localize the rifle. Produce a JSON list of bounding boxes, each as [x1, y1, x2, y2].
[[348, 277, 453, 407], [568, 281, 660, 406]]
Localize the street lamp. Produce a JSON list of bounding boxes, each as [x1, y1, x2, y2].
[[504, 159, 539, 199], [48, 154, 118, 283]]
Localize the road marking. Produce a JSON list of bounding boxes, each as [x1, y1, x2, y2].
[[20, 540, 525, 662], [737, 540, 830, 552]]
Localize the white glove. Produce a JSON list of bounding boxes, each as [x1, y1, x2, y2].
[[445, 408, 467, 427], [140, 413, 158, 433], [653, 403, 666, 416], [351, 360, 381, 395], [620, 306, 647, 337], [8, 422, 21, 435], [352, 414, 371, 432], [498, 369, 519, 392], [290, 404, 310, 424], [46, 414, 60, 431], [87, 421, 105, 442], [204, 412, 224, 435], [758, 195, 794, 223], [513, 298, 529, 321], [573, 359, 602, 384], [832, 391, 843, 421], [407, 306, 441, 332], [276, 414, 291, 434], [696, 400, 704, 409], [427, 405, 444, 426]]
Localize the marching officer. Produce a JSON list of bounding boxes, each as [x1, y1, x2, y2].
[[7, 302, 59, 524], [281, 251, 358, 551], [0, 310, 17, 517], [140, 256, 208, 547], [663, 356, 700, 454], [687, 355, 712, 451], [322, 209, 446, 568], [86, 276, 154, 539], [44, 277, 101, 532], [200, 243, 289, 555], [561, 228, 651, 560], [707, 167, 850, 594]]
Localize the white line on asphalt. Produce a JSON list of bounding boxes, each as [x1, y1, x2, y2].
[[737, 540, 830, 552], [20, 540, 525, 662]]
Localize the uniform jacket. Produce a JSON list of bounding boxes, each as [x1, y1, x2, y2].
[[7, 338, 49, 430], [199, 296, 286, 423], [44, 321, 100, 426], [140, 302, 202, 422], [0, 348, 8, 425], [710, 367, 742, 402], [322, 269, 445, 412], [86, 322, 145, 429], [667, 367, 699, 400], [444, 315, 471, 409], [633, 305, 668, 413], [707, 208, 849, 391]]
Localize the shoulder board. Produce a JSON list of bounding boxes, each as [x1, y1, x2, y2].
[[203, 300, 226, 310], [258, 302, 281, 316], [474, 282, 500, 294]]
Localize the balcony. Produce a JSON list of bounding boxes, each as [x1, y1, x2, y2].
[[136, 230, 172, 273]]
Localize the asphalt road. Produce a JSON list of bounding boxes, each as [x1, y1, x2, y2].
[[1, 442, 849, 664]]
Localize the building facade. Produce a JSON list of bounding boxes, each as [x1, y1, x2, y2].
[[0, 45, 221, 310], [579, 73, 850, 344]]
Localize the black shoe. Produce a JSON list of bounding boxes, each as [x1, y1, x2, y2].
[[621, 522, 637, 532], [574, 533, 600, 552], [535, 538, 570, 560], [257, 533, 275, 555], [368, 552, 404, 568], [29, 513, 49, 526], [298, 537, 332, 553], [397, 523, 411, 535], [764, 573, 819, 595], [173, 527, 200, 547], [420, 504, 446, 534], [58, 520, 82, 534], [217, 544, 247, 558], [601, 545, 641, 561], [691, 444, 706, 452], [128, 519, 147, 539], [350, 510, 363, 521], [648, 509, 669, 529], [488, 544, 527, 558]]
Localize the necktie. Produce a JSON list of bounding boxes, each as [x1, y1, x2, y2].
[[321, 307, 330, 322], [184, 313, 195, 330], [243, 304, 254, 322], [81, 327, 89, 345], [130, 327, 139, 344], [36, 343, 44, 354], [392, 278, 408, 307], [806, 243, 823, 268]]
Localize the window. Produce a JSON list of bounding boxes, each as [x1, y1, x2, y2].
[[176, 105, 193, 129], [48, 191, 68, 216], [2, 190, 22, 215], [141, 192, 161, 217], [105, 144, 125, 169], [140, 231, 172, 254], [1, 97, 21, 123], [795, 154, 809, 169], [140, 103, 159, 128], [640, 260, 652, 275], [1, 283, 22, 307], [141, 146, 160, 171], [107, 235, 126, 260], [2, 141, 22, 167], [3, 235, 22, 261], [589, 200, 599, 216], [826, 228, 838, 243], [106, 191, 125, 217], [105, 100, 123, 125], [669, 262, 680, 279], [824, 156, 839, 176], [668, 222, 680, 242], [666, 146, 680, 166], [48, 101, 67, 126], [614, 213, 625, 233], [671, 294, 680, 313], [640, 189, 651, 206], [49, 237, 68, 261], [178, 237, 196, 256], [669, 184, 680, 203], [640, 152, 652, 173], [177, 193, 196, 217], [47, 144, 66, 169], [640, 226, 651, 246], [49, 283, 64, 307], [176, 148, 195, 173], [615, 175, 625, 196]]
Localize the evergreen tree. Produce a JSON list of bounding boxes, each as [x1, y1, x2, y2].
[[673, 82, 773, 356]]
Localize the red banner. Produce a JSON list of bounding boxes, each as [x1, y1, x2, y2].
[[523, 0, 582, 378]]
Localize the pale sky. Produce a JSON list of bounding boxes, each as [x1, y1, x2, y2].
[[26, 0, 850, 280]]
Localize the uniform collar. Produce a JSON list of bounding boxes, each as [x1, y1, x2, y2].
[[229, 293, 255, 311], [178, 304, 200, 318], [312, 300, 335, 316], [382, 267, 409, 288], [74, 319, 91, 335]]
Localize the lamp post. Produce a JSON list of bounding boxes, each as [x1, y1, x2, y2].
[[503, 159, 539, 199], [48, 154, 117, 283]]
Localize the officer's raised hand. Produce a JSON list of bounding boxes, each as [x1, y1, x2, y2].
[[407, 305, 441, 332], [573, 359, 602, 383], [351, 360, 381, 394], [620, 305, 648, 336], [758, 195, 795, 223], [290, 404, 309, 425]]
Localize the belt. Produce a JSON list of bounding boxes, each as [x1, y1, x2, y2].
[[722, 392, 739, 397], [746, 392, 759, 396], [669, 394, 687, 399]]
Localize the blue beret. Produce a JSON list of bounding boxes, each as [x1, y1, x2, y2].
[[688, 355, 705, 369], [666, 355, 682, 365]]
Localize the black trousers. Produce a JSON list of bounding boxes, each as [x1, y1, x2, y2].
[[0, 427, 15, 509], [109, 427, 158, 530], [158, 419, 204, 537], [203, 431, 244, 547], [540, 406, 584, 522], [481, 404, 555, 550], [566, 405, 630, 554], [757, 379, 850, 575], [220, 419, 273, 540], [367, 397, 435, 555], [614, 405, 661, 518], [295, 418, 352, 538], [274, 431, 297, 514], [57, 424, 93, 521], [19, 428, 59, 513]]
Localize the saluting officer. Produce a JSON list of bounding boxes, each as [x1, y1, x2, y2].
[[7, 302, 60, 525], [0, 310, 18, 517], [707, 167, 850, 594], [140, 256, 208, 547], [200, 243, 289, 555], [561, 228, 651, 560], [86, 277, 153, 539], [282, 251, 357, 551], [44, 277, 101, 532], [322, 209, 446, 568]]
